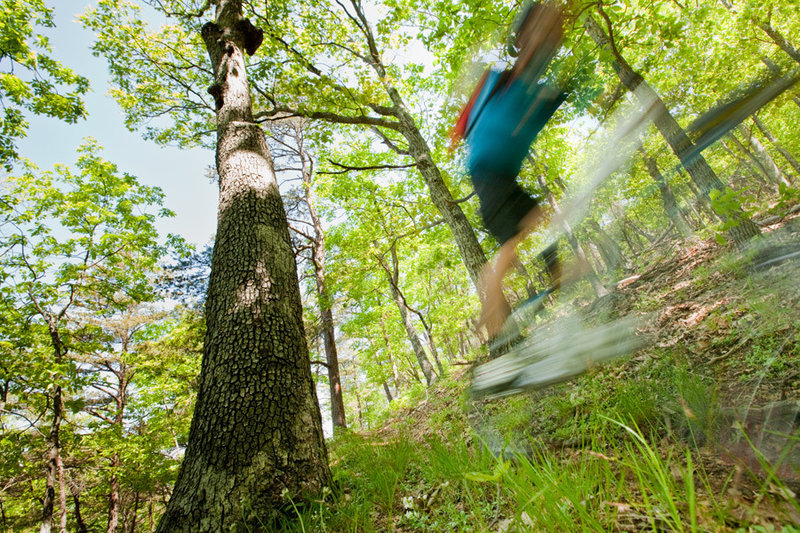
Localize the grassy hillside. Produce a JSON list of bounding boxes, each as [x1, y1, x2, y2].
[[275, 213, 800, 532]]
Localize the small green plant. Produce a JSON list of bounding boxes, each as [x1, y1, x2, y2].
[[709, 187, 755, 245], [777, 182, 800, 210]]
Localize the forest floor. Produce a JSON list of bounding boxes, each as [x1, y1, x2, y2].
[[280, 210, 800, 532]]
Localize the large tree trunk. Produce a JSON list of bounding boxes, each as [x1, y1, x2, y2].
[[584, 15, 761, 246], [157, 2, 330, 530]]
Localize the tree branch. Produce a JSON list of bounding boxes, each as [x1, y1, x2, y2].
[[255, 106, 403, 131], [87, 407, 116, 426], [367, 103, 399, 117], [287, 223, 316, 243], [0, 409, 47, 437], [452, 191, 475, 204], [151, 0, 211, 19], [370, 127, 409, 155], [89, 383, 120, 405], [595, 3, 624, 63], [263, 30, 323, 76], [320, 160, 416, 175]]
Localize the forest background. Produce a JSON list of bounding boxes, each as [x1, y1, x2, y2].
[[1, 0, 800, 531]]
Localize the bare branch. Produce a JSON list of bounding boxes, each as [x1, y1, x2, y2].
[[149, 0, 211, 18], [0, 409, 47, 437], [255, 106, 403, 131], [287, 223, 316, 243], [88, 383, 120, 405], [312, 41, 369, 63], [452, 191, 476, 204], [87, 407, 116, 426], [367, 103, 399, 117], [263, 30, 323, 76], [371, 127, 410, 154], [320, 160, 416, 175]]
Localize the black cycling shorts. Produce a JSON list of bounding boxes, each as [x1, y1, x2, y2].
[[471, 166, 539, 245]]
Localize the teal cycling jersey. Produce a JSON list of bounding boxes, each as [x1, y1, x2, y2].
[[466, 70, 565, 179]]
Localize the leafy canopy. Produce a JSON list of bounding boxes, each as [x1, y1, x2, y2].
[[0, 0, 89, 167]]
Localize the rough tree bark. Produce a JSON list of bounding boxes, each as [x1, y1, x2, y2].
[[584, 14, 761, 246], [156, 2, 330, 530]]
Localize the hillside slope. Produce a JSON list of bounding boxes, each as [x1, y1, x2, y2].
[[281, 213, 800, 532]]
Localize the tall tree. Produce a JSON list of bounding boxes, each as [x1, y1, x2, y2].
[[81, 305, 167, 533], [152, 1, 331, 530], [255, 0, 491, 291], [752, 115, 800, 178], [267, 120, 347, 430], [639, 150, 693, 237], [377, 242, 437, 385]]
